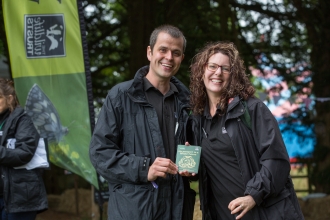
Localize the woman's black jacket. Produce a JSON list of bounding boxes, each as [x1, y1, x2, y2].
[[0, 107, 48, 213], [187, 96, 304, 220]]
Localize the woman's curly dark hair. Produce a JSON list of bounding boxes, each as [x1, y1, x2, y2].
[[189, 41, 255, 115]]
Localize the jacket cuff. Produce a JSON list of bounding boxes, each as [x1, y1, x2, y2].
[[139, 156, 151, 183], [245, 187, 263, 206]]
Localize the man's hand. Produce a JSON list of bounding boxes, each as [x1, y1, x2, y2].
[[228, 195, 256, 219], [148, 157, 178, 181]]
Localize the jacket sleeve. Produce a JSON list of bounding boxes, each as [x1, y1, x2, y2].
[[89, 93, 150, 184], [0, 115, 40, 166], [244, 100, 290, 206]]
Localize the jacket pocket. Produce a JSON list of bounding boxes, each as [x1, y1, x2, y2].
[[109, 183, 154, 220], [9, 169, 41, 207]]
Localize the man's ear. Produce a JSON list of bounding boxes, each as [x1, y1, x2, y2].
[[147, 46, 152, 61]]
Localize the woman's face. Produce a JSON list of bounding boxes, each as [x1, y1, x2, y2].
[[0, 95, 10, 114], [202, 52, 231, 98]]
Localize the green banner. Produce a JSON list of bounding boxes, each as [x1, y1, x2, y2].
[[3, 0, 97, 188]]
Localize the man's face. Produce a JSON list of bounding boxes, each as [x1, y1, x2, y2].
[[147, 32, 184, 81]]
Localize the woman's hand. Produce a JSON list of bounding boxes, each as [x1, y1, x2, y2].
[[228, 195, 256, 219], [179, 170, 196, 177], [178, 142, 196, 177]]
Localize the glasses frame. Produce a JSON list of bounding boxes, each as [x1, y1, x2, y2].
[[205, 62, 231, 74]]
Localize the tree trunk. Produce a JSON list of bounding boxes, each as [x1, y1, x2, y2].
[[303, 0, 330, 193], [127, 0, 155, 78]]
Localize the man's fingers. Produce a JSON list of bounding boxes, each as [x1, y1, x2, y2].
[[148, 157, 178, 181], [154, 158, 177, 169], [153, 170, 167, 178]]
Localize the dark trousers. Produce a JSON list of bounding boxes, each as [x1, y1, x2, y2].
[[0, 197, 37, 220]]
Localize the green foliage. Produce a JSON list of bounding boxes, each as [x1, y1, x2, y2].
[[83, 0, 322, 103], [83, 0, 259, 99], [82, 0, 130, 105]]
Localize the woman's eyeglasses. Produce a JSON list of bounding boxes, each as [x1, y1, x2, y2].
[[206, 63, 231, 74]]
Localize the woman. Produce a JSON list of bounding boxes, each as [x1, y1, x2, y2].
[[188, 42, 304, 219], [0, 78, 48, 220]]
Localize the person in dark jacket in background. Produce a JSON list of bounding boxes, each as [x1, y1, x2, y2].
[[89, 25, 196, 220], [0, 78, 48, 220], [187, 41, 304, 220]]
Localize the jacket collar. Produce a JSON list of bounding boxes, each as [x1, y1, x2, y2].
[[202, 96, 243, 119], [127, 65, 190, 107], [226, 96, 245, 120], [3, 107, 25, 128]]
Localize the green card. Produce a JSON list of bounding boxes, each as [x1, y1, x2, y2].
[[176, 145, 201, 173]]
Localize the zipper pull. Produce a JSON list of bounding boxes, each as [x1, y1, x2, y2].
[[174, 112, 178, 135]]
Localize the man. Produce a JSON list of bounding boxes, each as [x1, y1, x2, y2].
[[89, 25, 196, 220]]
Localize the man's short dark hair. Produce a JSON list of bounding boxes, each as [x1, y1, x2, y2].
[[149, 25, 187, 53]]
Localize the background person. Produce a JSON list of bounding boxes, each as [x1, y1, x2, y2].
[[188, 41, 304, 219], [89, 24, 196, 220], [0, 78, 48, 220]]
